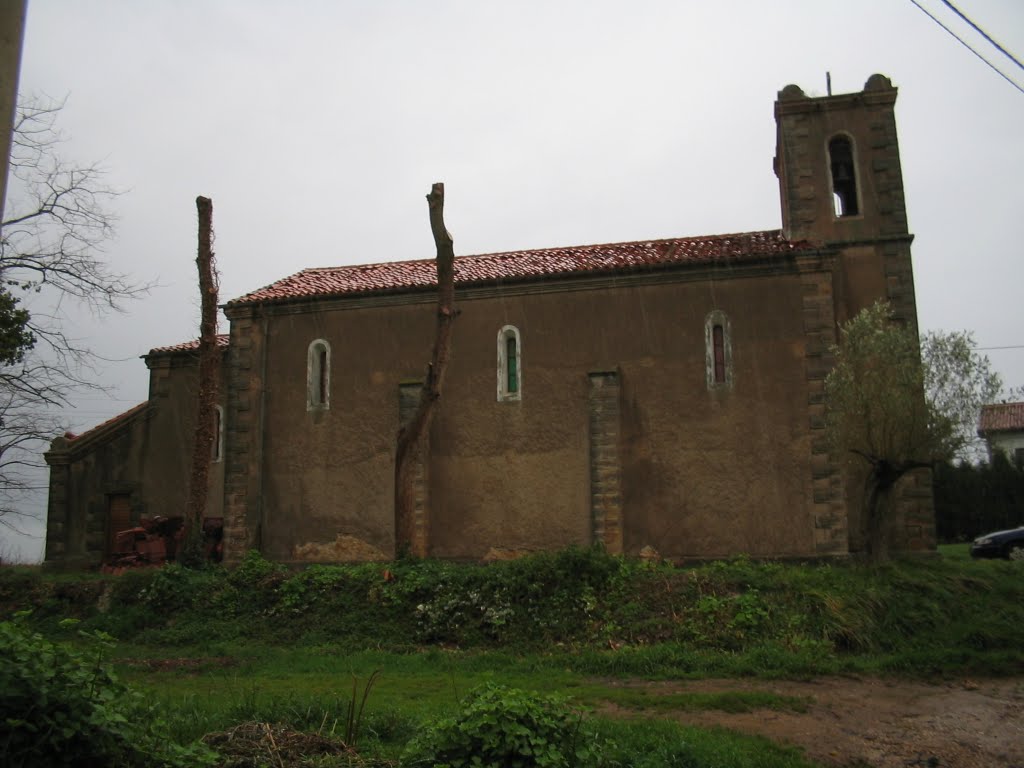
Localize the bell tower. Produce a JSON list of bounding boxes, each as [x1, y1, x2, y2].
[[775, 74, 934, 557], [774, 74, 918, 327], [774, 73, 909, 243]]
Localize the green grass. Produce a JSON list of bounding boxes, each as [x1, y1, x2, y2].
[[580, 687, 810, 714], [937, 542, 971, 561], [122, 649, 823, 766], [121, 647, 804, 734], [593, 718, 822, 768], [6, 547, 1022, 682], [4, 547, 1023, 766]]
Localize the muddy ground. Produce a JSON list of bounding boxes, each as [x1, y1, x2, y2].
[[601, 676, 1024, 768]]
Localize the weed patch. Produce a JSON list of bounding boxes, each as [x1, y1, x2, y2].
[[0, 615, 214, 768], [4, 548, 1023, 677]]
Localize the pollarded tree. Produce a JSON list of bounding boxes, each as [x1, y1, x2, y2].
[[394, 183, 457, 557], [921, 329, 1002, 463], [825, 302, 1000, 561]]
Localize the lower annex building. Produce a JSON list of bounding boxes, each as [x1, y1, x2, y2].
[[43, 74, 936, 568]]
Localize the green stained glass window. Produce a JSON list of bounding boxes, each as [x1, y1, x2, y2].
[[506, 336, 518, 393]]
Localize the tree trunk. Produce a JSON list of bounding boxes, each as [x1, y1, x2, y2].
[[861, 458, 924, 563], [181, 196, 220, 566], [863, 469, 895, 563], [394, 183, 457, 558]]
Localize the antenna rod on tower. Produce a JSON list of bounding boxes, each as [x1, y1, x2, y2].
[[826, 71, 832, 95]]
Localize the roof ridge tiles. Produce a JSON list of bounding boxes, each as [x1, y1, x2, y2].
[[297, 228, 794, 270], [227, 227, 809, 308]]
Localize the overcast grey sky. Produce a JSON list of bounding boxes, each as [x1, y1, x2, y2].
[[3, 0, 1022, 560]]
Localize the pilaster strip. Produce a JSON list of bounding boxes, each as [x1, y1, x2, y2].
[[398, 383, 429, 557], [222, 317, 261, 564], [588, 371, 623, 555], [798, 267, 849, 555]]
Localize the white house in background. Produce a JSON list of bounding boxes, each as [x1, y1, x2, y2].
[[978, 402, 1024, 464]]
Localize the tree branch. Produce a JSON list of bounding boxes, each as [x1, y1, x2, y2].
[[0, 94, 141, 525]]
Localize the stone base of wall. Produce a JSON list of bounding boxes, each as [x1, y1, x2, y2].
[[896, 467, 937, 552]]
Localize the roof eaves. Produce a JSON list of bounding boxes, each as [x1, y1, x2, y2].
[[225, 230, 809, 309], [143, 334, 230, 359], [58, 402, 150, 455], [978, 402, 1024, 435]]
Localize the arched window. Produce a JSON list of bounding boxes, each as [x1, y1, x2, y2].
[[828, 135, 859, 217], [497, 325, 521, 401], [307, 339, 330, 410], [705, 310, 733, 390], [211, 405, 224, 462]]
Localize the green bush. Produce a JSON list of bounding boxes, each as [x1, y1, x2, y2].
[[6, 547, 1024, 677], [227, 549, 287, 588], [404, 683, 608, 767], [0, 615, 214, 768]]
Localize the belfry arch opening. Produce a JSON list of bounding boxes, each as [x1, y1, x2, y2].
[[829, 135, 859, 218]]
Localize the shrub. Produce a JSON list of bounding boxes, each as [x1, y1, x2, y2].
[[404, 683, 608, 767], [0, 568, 46, 616], [228, 549, 287, 588], [0, 615, 215, 768]]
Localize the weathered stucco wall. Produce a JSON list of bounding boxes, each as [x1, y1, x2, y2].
[[989, 433, 1024, 461], [251, 262, 832, 564], [44, 351, 226, 566]]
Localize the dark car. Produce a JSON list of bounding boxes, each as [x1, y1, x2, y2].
[[970, 526, 1024, 561]]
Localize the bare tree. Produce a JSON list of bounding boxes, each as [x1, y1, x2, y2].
[[0, 95, 141, 528], [4, 97, 137, 307], [394, 183, 457, 557]]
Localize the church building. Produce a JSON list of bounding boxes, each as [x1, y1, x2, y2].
[[43, 74, 937, 568]]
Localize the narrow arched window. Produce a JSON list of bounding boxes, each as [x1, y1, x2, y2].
[[705, 311, 733, 390], [211, 405, 224, 462], [307, 339, 330, 410], [497, 325, 521, 401], [712, 325, 726, 384], [829, 135, 859, 217]]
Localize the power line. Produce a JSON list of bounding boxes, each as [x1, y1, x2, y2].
[[938, 0, 1024, 73], [908, 0, 1024, 96], [972, 345, 1024, 351]]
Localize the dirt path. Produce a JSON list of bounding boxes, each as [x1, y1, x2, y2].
[[599, 676, 1024, 768]]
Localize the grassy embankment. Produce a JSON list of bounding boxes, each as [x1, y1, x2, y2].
[[1, 544, 1020, 767]]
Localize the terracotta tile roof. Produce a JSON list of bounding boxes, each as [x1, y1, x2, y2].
[[63, 402, 149, 446], [147, 334, 230, 356], [227, 229, 811, 307], [978, 402, 1024, 435]]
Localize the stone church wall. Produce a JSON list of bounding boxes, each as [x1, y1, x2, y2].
[[241, 257, 843, 564]]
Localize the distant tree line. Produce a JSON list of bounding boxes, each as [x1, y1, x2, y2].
[[932, 453, 1024, 543]]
